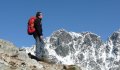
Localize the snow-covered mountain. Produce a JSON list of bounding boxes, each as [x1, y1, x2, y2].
[[25, 29, 120, 70]]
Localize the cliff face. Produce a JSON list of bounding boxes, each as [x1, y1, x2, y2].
[[26, 29, 120, 70]]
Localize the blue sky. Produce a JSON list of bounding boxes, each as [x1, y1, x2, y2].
[[0, 0, 120, 47]]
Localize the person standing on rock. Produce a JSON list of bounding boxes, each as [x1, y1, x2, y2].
[[33, 11, 45, 60], [27, 11, 45, 60]]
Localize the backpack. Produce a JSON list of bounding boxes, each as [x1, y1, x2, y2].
[[27, 16, 36, 35]]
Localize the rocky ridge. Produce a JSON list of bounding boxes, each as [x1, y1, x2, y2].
[[0, 39, 81, 70]]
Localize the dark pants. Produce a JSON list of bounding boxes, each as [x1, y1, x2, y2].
[[33, 33, 44, 59]]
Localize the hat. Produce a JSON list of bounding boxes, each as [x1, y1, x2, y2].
[[36, 11, 42, 17]]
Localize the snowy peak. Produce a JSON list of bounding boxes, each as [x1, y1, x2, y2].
[[49, 29, 102, 45], [81, 32, 102, 46], [44, 29, 103, 63], [50, 29, 72, 44], [106, 30, 120, 60], [109, 30, 120, 46]]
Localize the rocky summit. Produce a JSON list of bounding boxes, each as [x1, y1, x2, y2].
[[1, 29, 120, 70]]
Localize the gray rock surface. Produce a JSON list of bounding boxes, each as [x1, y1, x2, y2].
[[0, 39, 43, 70]]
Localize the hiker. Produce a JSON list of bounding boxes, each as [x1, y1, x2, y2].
[[33, 11, 44, 59], [27, 11, 44, 60]]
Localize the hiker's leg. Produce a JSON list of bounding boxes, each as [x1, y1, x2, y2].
[[33, 34, 41, 58], [39, 35, 45, 57]]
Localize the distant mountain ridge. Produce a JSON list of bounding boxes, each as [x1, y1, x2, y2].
[[26, 29, 120, 70]]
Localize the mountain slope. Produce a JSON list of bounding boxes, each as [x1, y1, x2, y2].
[[0, 39, 43, 70]]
